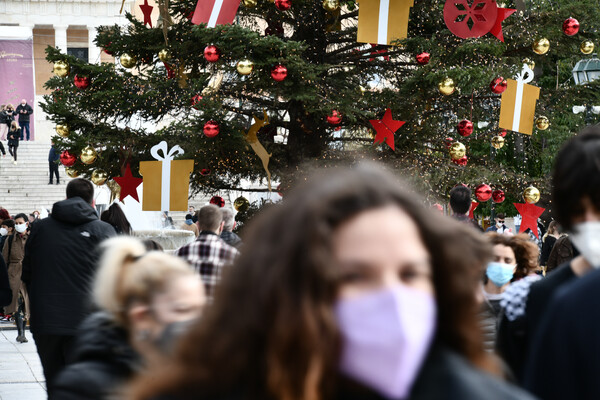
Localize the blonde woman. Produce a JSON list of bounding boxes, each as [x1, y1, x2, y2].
[[51, 237, 205, 400]]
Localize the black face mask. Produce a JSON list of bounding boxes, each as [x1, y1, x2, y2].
[[154, 318, 198, 355]]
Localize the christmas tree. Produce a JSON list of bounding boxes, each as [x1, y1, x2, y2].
[[42, 0, 600, 215]]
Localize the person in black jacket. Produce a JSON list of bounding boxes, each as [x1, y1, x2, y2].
[[48, 141, 60, 184], [7, 121, 20, 165], [522, 128, 600, 399], [1, 104, 15, 140], [15, 99, 33, 141], [21, 178, 116, 396], [130, 165, 532, 400], [0, 254, 12, 308], [52, 237, 205, 400], [219, 208, 242, 249]]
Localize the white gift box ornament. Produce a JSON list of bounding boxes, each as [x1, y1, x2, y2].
[[499, 64, 541, 136]]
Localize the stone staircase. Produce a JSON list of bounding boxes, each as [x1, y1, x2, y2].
[[0, 141, 73, 215]]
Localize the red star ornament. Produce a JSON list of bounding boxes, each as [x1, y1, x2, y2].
[[489, 8, 516, 42], [139, 0, 154, 28], [113, 164, 143, 202], [370, 108, 405, 151], [469, 201, 479, 220], [514, 203, 545, 238]]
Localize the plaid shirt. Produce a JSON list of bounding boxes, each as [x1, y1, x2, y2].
[[174, 231, 239, 300]]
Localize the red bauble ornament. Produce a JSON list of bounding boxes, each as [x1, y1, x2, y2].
[[210, 196, 225, 207], [499, 129, 508, 137], [453, 155, 468, 166], [416, 52, 430, 65], [271, 64, 288, 82], [327, 110, 342, 125], [457, 119, 474, 137], [444, 137, 454, 149], [475, 184, 493, 202], [191, 94, 203, 107], [275, 0, 291, 11], [200, 168, 211, 176], [103, 42, 113, 55], [490, 77, 507, 94], [60, 151, 77, 167], [443, 0, 498, 39], [492, 189, 506, 204], [563, 17, 580, 36], [203, 121, 220, 138], [204, 45, 220, 63], [74, 75, 90, 89]]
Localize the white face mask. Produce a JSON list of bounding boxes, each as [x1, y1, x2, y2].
[[15, 224, 27, 234], [0, 228, 7, 236], [570, 222, 600, 268]]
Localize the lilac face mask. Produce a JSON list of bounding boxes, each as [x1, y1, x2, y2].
[[335, 286, 437, 399]]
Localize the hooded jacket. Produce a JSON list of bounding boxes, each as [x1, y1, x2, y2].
[[52, 312, 140, 400], [22, 197, 116, 335]]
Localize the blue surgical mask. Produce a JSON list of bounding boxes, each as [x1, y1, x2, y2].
[[486, 262, 515, 287]]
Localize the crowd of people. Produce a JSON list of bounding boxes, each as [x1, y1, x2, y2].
[[0, 100, 33, 165], [0, 127, 598, 400]]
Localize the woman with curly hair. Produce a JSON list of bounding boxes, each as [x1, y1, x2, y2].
[[131, 164, 533, 400], [480, 234, 540, 351]]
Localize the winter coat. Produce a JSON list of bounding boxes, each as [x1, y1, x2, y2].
[[21, 197, 116, 335], [0, 255, 12, 307], [1, 233, 28, 314], [2, 109, 15, 124], [15, 104, 33, 123], [150, 346, 535, 400], [479, 296, 502, 352], [7, 129, 20, 147], [220, 231, 242, 249], [540, 235, 558, 266], [49, 146, 60, 162], [52, 312, 141, 400], [546, 235, 575, 273]]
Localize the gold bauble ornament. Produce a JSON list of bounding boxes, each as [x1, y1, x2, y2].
[[523, 186, 541, 204], [535, 116, 550, 130], [449, 142, 466, 160], [438, 77, 456, 96], [242, 0, 258, 7], [233, 196, 250, 212], [532, 38, 550, 55], [491, 135, 505, 149], [236, 59, 254, 75], [580, 40, 595, 55], [65, 168, 79, 178], [91, 169, 108, 186], [80, 145, 98, 165], [523, 58, 535, 70], [53, 60, 70, 77], [158, 49, 171, 62], [56, 124, 70, 138], [120, 53, 137, 69], [322, 0, 340, 11]]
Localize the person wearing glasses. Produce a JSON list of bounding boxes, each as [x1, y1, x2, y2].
[[486, 213, 509, 234]]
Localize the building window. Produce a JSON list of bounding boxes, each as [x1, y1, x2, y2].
[[67, 47, 88, 62]]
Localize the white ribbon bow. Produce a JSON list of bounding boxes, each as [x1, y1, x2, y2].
[[512, 64, 535, 132], [150, 141, 184, 211]]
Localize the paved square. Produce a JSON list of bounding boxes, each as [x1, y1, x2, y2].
[[0, 330, 46, 400]]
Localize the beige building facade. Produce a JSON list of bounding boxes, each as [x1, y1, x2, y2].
[[0, 0, 134, 142]]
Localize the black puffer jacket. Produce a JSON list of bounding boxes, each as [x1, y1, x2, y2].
[[52, 312, 140, 400], [22, 197, 116, 335]]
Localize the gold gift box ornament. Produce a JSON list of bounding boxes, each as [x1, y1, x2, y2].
[[357, 0, 414, 45], [499, 64, 541, 136], [139, 141, 194, 211]]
